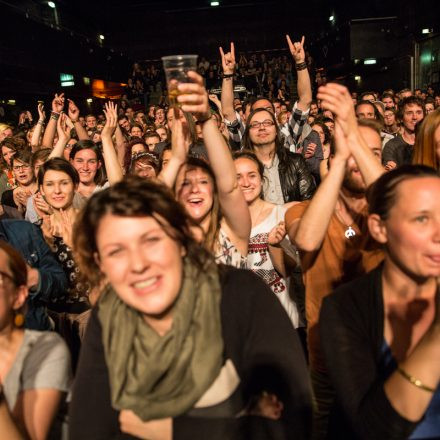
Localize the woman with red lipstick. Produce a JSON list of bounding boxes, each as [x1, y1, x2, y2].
[[320, 165, 440, 439], [69, 176, 312, 440]]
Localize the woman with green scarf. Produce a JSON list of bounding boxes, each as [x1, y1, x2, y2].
[[69, 177, 312, 439]]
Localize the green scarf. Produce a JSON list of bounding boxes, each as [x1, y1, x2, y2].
[[97, 258, 224, 421]]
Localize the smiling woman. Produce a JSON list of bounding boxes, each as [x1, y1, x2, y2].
[[69, 176, 312, 440]]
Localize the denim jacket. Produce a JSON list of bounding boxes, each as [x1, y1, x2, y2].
[[0, 219, 67, 330]]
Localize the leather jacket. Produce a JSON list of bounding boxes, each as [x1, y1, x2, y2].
[[277, 147, 316, 202]]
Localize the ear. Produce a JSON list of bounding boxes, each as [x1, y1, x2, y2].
[[12, 285, 28, 311], [180, 245, 187, 258], [368, 214, 388, 244], [94, 251, 104, 272], [39, 185, 45, 197]]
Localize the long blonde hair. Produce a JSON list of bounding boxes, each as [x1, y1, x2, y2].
[[412, 108, 440, 170]]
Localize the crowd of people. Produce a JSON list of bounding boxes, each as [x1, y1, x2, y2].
[[0, 33, 439, 440]]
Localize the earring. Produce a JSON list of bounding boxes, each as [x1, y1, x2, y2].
[[14, 311, 25, 327]]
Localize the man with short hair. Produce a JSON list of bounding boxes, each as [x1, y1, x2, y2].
[[381, 92, 395, 109], [85, 114, 97, 129], [382, 96, 425, 170], [355, 100, 376, 119], [286, 83, 384, 439], [118, 115, 131, 133]]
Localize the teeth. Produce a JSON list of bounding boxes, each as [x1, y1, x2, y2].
[[134, 277, 158, 289]]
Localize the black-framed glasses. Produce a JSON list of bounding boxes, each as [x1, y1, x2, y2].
[[12, 164, 31, 172], [249, 120, 275, 130]]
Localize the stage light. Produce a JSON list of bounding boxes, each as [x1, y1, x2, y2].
[[99, 34, 105, 40], [86, 98, 93, 103], [329, 15, 334, 22], [48, 1, 56, 8], [364, 59, 377, 65], [211, 1, 220, 6]]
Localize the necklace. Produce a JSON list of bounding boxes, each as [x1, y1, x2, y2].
[[335, 199, 359, 240]]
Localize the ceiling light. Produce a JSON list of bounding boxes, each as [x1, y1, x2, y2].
[[48, 1, 55, 8], [329, 15, 334, 21], [86, 98, 93, 103], [99, 34, 105, 40], [364, 58, 377, 65], [355, 75, 361, 81], [422, 28, 432, 34], [211, 1, 220, 6]]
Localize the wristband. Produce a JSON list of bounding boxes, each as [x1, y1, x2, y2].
[[397, 367, 436, 393], [50, 111, 60, 121], [196, 114, 212, 124], [37, 120, 45, 125], [222, 73, 234, 78], [295, 62, 307, 71]]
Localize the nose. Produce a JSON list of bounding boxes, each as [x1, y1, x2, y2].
[[129, 248, 150, 273], [54, 183, 61, 193], [189, 181, 200, 193]]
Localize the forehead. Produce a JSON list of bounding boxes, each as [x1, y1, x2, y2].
[[86, 116, 96, 120], [235, 157, 259, 171], [357, 103, 375, 113], [358, 125, 381, 150], [249, 110, 273, 122], [74, 149, 97, 160], [404, 104, 423, 112], [393, 177, 440, 208], [43, 169, 71, 180]]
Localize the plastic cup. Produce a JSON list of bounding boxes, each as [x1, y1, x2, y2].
[[161, 55, 198, 105]]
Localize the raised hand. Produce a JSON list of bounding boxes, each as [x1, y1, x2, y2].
[[67, 99, 80, 122], [52, 93, 65, 113], [332, 121, 351, 161], [101, 101, 118, 139], [268, 221, 287, 246], [56, 113, 72, 143], [37, 103, 46, 122], [304, 142, 317, 159], [33, 193, 53, 217], [26, 110, 33, 122], [59, 208, 74, 248], [171, 109, 190, 163], [317, 83, 358, 138], [286, 35, 305, 63], [177, 71, 211, 122], [219, 42, 236, 74]]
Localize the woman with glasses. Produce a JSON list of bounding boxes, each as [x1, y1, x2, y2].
[[0, 240, 70, 439]]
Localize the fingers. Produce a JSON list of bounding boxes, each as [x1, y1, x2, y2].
[[219, 46, 225, 59], [185, 70, 204, 85], [286, 34, 293, 51], [231, 42, 235, 58], [300, 35, 305, 47]]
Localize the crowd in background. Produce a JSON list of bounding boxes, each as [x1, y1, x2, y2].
[[0, 33, 439, 440]]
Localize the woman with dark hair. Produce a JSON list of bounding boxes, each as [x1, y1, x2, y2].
[[160, 72, 250, 267], [233, 150, 300, 327], [69, 176, 312, 440], [49, 106, 123, 198], [123, 137, 148, 174], [412, 108, 440, 171], [0, 240, 70, 439], [320, 164, 440, 439]]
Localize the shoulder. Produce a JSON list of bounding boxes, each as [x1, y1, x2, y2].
[[285, 200, 310, 225], [321, 266, 383, 323], [21, 330, 71, 391]]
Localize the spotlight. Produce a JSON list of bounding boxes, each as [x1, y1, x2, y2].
[[329, 15, 334, 22], [364, 59, 377, 65], [99, 34, 105, 40], [211, 1, 220, 6], [48, 1, 56, 8]]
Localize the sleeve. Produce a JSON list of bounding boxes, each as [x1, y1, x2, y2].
[[22, 332, 71, 392], [69, 307, 128, 440], [284, 201, 309, 230], [293, 155, 316, 201], [303, 131, 324, 177], [288, 102, 309, 146], [224, 111, 245, 150], [319, 292, 418, 440], [381, 139, 398, 165], [28, 223, 67, 303]]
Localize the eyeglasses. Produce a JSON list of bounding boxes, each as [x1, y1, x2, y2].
[[0, 270, 15, 287], [249, 120, 275, 130], [12, 164, 31, 172]]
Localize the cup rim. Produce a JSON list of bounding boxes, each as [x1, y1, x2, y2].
[[161, 55, 198, 61]]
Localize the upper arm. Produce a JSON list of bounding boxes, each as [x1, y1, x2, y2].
[[13, 389, 64, 440]]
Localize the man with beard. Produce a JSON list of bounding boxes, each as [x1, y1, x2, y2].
[[382, 96, 425, 170], [285, 83, 384, 439]]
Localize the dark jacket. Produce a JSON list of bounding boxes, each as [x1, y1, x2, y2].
[[320, 265, 419, 439], [0, 219, 67, 330], [382, 134, 413, 167], [277, 147, 316, 202]]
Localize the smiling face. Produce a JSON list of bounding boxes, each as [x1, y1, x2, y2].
[[235, 157, 262, 204], [380, 177, 440, 280], [248, 110, 277, 147], [175, 166, 214, 224], [71, 149, 100, 185], [156, 127, 167, 142], [96, 214, 184, 328], [402, 104, 424, 132], [130, 126, 143, 138], [40, 169, 76, 210], [2, 146, 15, 166]]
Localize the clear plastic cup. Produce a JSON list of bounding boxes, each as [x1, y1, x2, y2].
[[161, 55, 198, 105]]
